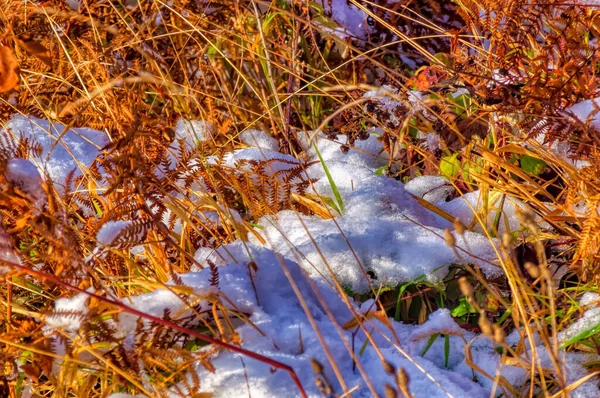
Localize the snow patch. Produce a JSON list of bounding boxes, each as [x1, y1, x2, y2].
[[239, 129, 279, 152], [6, 158, 45, 202], [2, 114, 108, 188], [97, 220, 131, 246], [45, 293, 89, 332]]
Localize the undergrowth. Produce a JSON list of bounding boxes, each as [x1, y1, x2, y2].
[[0, 0, 599, 397]]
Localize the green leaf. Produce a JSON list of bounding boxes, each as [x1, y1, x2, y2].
[[248, 222, 264, 230], [497, 307, 513, 324], [440, 153, 461, 179], [451, 296, 477, 318], [448, 93, 477, 118], [359, 329, 374, 355], [262, 12, 280, 33], [394, 269, 441, 322], [433, 52, 452, 67], [206, 43, 219, 56], [375, 165, 389, 176], [408, 117, 419, 138], [520, 154, 546, 176]]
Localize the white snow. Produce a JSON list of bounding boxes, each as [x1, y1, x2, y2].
[[45, 292, 89, 332], [193, 247, 226, 269], [5, 158, 45, 202], [363, 85, 405, 126], [410, 309, 466, 342], [313, 0, 372, 40], [12, 114, 599, 397], [239, 129, 280, 152], [124, 243, 494, 397], [96, 220, 131, 246], [405, 176, 454, 203], [559, 292, 600, 345], [2, 114, 108, 188], [240, 132, 502, 293], [174, 119, 214, 148], [254, 176, 501, 292], [437, 190, 527, 236]]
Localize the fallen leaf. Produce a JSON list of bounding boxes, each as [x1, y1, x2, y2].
[[17, 34, 52, 68], [20, 364, 40, 384], [342, 310, 388, 330], [0, 46, 20, 93]]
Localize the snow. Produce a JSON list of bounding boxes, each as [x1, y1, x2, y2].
[[405, 176, 454, 203], [5, 158, 45, 202], [565, 97, 600, 131], [559, 292, 600, 345], [55, 240, 598, 397], [239, 129, 280, 152], [2, 114, 108, 189], [526, 96, 600, 169], [193, 247, 227, 269], [437, 190, 527, 236], [314, 0, 372, 40], [11, 114, 600, 397], [254, 175, 501, 292], [132, 243, 493, 397], [235, 132, 502, 293], [65, 0, 81, 10], [96, 220, 131, 246], [45, 292, 89, 332], [174, 119, 214, 148], [410, 309, 466, 342], [363, 85, 405, 127]]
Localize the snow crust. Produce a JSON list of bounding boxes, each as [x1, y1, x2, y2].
[[47, 240, 600, 397], [405, 176, 453, 203]]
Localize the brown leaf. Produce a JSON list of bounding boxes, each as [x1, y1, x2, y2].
[[20, 364, 40, 384], [16, 34, 52, 68], [0, 46, 20, 93]]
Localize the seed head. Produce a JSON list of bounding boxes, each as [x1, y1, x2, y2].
[[453, 217, 466, 235], [444, 229, 456, 247]]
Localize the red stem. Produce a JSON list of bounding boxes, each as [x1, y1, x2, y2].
[[5, 260, 307, 397]]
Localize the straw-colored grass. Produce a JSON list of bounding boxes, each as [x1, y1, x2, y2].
[[0, 0, 599, 396]]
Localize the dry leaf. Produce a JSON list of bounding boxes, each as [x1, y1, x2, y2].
[[342, 310, 388, 330], [409, 66, 446, 91], [0, 46, 20, 93], [20, 364, 40, 384], [16, 34, 52, 68], [291, 193, 335, 219]]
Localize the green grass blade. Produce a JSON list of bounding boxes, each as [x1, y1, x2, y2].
[[444, 334, 450, 368], [313, 141, 344, 213], [421, 333, 440, 357]]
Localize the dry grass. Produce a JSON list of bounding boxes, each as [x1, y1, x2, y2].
[[0, 0, 598, 397]]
